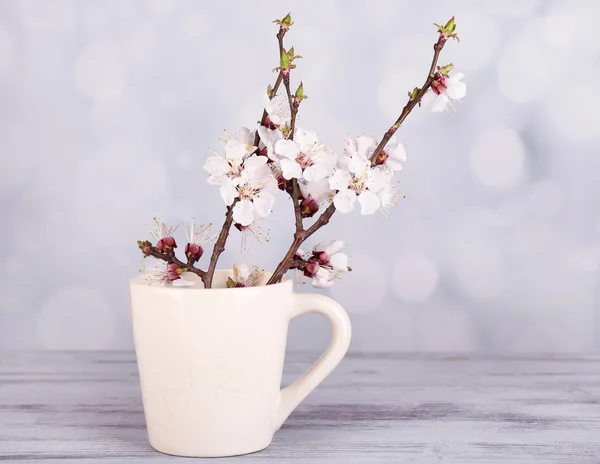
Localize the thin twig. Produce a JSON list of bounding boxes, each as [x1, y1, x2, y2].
[[204, 28, 294, 287], [145, 247, 207, 279], [203, 205, 235, 287], [278, 29, 304, 237], [369, 38, 444, 164]]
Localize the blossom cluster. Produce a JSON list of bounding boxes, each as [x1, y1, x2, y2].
[[137, 13, 465, 290]]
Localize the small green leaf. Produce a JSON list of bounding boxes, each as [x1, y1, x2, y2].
[[280, 49, 291, 69], [438, 63, 454, 76], [225, 277, 235, 288]]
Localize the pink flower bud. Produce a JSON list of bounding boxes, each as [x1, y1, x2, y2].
[[300, 196, 319, 218], [166, 262, 181, 281], [185, 243, 204, 263], [156, 236, 177, 252], [374, 150, 389, 166], [314, 252, 330, 266], [431, 75, 447, 95], [303, 259, 320, 278]]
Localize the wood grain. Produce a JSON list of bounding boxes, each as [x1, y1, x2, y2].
[[1, 352, 600, 463]]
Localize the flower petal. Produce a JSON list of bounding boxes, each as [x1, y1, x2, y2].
[[233, 199, 255, 226], [280, 158, 303, 180], [385, 158, 403, 171], [243, 153, 267, 172], [314, 240, 345, 255], [204, 156, 229, 176], [330, 252, 349, 271], [226, 140, 252, 163], [295, 128, 318, 150], [446, 78, 467, 100], [342, 137, 357, 157], [275, 139, 300, 160], [388, 142, 407, 162], [263, 93, 274, 114], [303, 164, 329, 182], [431, 94, 450, 113], [235, 126, 256, 146], [356, 135, 377, 158], [328, 169, 352, 191], [233, 263, 250, 281], [253, 191, 275, 219], [313, 268, 334, 288], [299, 178, 333, 204], [366, 167, 392, 193], [358, 190, 381, 215], [349, 154, 370, 176], [220, 181, 238, 206], [333, 189, 357, 213]]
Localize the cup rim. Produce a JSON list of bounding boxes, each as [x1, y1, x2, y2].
[[130, 269, 292, 293]]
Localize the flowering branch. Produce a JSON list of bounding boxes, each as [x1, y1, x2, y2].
[[203, 17, 295, 288], [266, 18, 457, 285], [138, 15, 465, 292], [368, 36, 446, 165], [138, 241, 207, 279]]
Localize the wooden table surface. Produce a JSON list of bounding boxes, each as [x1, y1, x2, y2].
[[1, 352, 600, 463]]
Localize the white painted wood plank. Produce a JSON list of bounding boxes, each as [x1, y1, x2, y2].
[[1, 352, 600, 463]]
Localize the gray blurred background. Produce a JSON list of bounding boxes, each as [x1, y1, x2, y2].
[[1, 0, 599, 352]]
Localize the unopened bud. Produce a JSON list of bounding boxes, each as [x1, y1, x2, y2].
[[303, 259, 320, 278], [185, 243, 203, 263], [300, 196, 319, 218], [137, 240, 153, 256], [156, 236, 177, 253]]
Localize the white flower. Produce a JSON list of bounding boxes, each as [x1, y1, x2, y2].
[[375, 137, 407, 171], [231, 154, 277, 226], [299, 177, 334, 206], [227, 263, 264, 288], [141, 259, 194, 287], [311, 240, 350, 288], [328, 140, 394, 215], [313, 240, 349, 271], [274, 128, 337, 181], [341, 135, 377, 165], [257, 126, 283, 160], [185, 220, 215, 262], [263, 92, 291, 127], [236, 221, 270, 253], [422, 72, 466, 113], [204, 128, 258, 204]]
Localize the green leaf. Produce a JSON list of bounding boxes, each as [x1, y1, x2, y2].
[[280, 49, 290, 69], [225, 277, 235, 288]]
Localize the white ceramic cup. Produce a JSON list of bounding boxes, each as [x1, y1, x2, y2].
[[130, 270, 351, 457]]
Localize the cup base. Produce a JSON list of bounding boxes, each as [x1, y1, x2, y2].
[[149, 436, 273, 458]]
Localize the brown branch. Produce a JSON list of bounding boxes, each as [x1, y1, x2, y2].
[[253, 73, 283, 146], [369, 37, 445, 164], [204, 27, 294, 287], [144, 247, 207, 279], [203, 205, 235, 287], [266, 35, 448, 286], [278, 29, 304, 241]]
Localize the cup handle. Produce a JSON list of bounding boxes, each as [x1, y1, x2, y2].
[[274, 292, 352, 431]]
